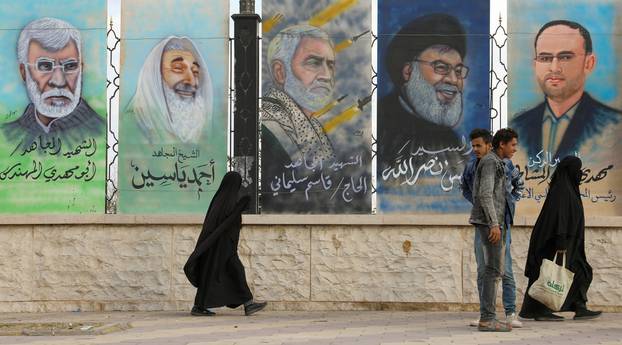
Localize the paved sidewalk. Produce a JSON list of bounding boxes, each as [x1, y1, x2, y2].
[[1, 310, 621, 345]]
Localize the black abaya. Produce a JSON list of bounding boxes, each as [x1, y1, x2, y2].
[[520, 156, 593, 316], [184, 172, 253, 309]]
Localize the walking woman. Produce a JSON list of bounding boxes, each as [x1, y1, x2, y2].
[[184, 171, 267, 316], [520, 156, 601, 321]]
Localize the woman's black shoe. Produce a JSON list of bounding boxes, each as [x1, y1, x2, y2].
[[534, 313, 564, 321], [518, 312, 534, 320], [191, 306, 216, 316], [574, 309, 602, 320], [244, 301, 267, 316]]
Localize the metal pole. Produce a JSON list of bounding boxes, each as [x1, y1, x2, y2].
[[231, 1, 261, 213]]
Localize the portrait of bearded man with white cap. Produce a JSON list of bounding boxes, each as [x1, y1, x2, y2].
[[128, 36, 213, 144], [2, 17, 105, 150]]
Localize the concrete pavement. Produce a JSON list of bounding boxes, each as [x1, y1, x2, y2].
[[1, 310, 621, 345]]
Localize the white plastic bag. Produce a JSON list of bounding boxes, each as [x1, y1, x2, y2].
[[528, 251, 575, 311]]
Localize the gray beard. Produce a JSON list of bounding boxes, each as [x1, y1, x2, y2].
[[163, 84, 206, 143], [403, 63, 463, 127], [26, 69, 81, 119], [283, 66, 333, 113]]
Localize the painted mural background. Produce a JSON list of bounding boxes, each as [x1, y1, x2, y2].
[[260, 0, 372, 213], [508, 0, 622, 216], [118, 0, 229, 213], [0, 0, 107, 214], [376, 0, 490, 213]]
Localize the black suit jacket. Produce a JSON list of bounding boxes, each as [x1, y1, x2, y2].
[[510, 92, 621, 160]]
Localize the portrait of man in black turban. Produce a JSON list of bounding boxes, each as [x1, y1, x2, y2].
[[378, 14, 468, 168]]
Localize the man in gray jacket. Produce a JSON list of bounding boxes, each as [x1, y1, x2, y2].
[[469, 128, 518, 332]]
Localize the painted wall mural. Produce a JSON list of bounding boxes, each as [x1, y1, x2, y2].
[[376, 0, 490, 213], [0, 1, 107, 213], [118, 0, 229, 213], [261, 0, 372, 213], [508, 0, 622, 216]]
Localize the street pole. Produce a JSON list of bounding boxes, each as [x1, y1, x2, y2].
[[232, 0, 261, 213]]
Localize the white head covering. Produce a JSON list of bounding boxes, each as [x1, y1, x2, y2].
[[129, 36, 213, 144]]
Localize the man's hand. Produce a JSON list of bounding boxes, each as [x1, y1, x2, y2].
[[488, 225, 501, 244]]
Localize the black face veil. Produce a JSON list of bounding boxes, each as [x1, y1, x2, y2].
[[198, 171, 243, 242], [550, 155, 582, 196]]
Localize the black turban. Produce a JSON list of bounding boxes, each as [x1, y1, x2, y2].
[[385, 13, 467, 85]]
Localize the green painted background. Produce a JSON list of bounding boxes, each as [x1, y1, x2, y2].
[[118, 0, 229, 214], [0, 0, 107, 214]]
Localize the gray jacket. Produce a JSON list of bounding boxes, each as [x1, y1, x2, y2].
[[469, 152, 507, 228]]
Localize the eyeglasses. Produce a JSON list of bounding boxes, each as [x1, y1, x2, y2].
[[414, 59, 469, 79], [534, 53, 583, 64], [25, 57, 80, 74]]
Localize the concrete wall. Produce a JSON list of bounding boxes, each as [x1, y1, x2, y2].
[[1, 215, 621, 313]]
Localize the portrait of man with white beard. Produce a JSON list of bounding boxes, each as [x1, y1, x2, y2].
[[377, 13, 469, 186], [262, 24, 336, 168], [128, 36, 212, 144], [2, 17, 105, 150]]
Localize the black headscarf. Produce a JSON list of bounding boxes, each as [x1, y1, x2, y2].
[[195, 171, 245, 246], [184, 171, 250, 288], [550, 155, 582, 197]]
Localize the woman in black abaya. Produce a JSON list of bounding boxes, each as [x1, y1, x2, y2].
[[184, 171, 267, 316], [519, 156, 601, 321]]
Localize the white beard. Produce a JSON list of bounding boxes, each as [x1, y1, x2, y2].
[[403, 63, 463, 127], [283, 66, 333, 113], [163, 84, 206, 143], [26, 69, 81, 119]]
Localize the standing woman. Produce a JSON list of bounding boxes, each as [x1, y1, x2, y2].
[[184, 171, 267, 316], [519, 156, 601, 321]]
